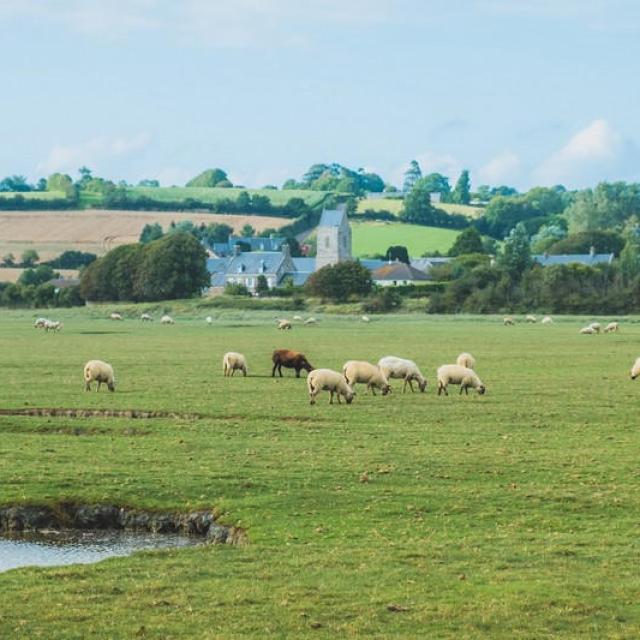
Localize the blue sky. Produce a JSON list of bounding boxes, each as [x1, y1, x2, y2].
[[1, 0, 640, 190]]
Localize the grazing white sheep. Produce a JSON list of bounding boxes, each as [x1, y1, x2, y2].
[[84, 360, 116, 392], [437, 364, 485, 396], [503, 316, 515, 326], [110, 312, 123, 321], [44, 320, 63, 332], [631, 357, 640, 380], [223, 352, 247, 377], [541, 316, 553, 325], [140, 313, 153, 322], [278, 319, 292, 330], [589, 322, 601, 334], [377, 356, 427, 393], [525, 314, 537, 323], [34, 317, 48, 329], [160, 315, 174, 325], [303, 317, 318, 325], [361, 315, 370, 323], [293, 315, 303, 321], [604, 322, 619, 333], [342, 360, 391, 396], [579, 326, 596, 335], [307, 369, 354, 405], [206, 316, 213, 325], [456, 352, 476, 370]]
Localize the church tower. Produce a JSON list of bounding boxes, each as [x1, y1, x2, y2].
[[315, 204, 352, 270]]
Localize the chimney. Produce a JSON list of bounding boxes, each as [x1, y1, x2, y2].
[[233, 244, 241, 256], [281, 243, 290, 259], [589, 245, 596, 256]]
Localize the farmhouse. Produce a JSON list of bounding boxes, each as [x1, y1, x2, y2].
[[533, 248, 614, 267], [372, 261, 430, 287]]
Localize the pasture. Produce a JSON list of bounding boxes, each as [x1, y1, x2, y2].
[[1, 308, 639, 638], [351, 221, 460, 256], [0, 210, 289, 262], [357, 197, 483, 219]]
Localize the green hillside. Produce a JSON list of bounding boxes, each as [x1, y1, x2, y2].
[[0, 190, 66, 200], [357, 197, 484, 219]]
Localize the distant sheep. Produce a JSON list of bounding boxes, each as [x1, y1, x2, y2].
[[140, 313, 153, 322], [278, 320, 292, 330], [206, 316, 213, 325], [437, 364, 485, 396], [456, 352, 476, 370], [160, 315, 174, 325], [361, 315, 370, 323], [44, 320, 63, 333], [525, 314, 537, 323], [604, 322, 619, 334], [223, 352, 247, 377], [579, 326, 596, 335], [84, 360, 116, 392], [589, 322, 601, 334], [503, 316, 515, 326], [303, 317, 318, 325], [541, 316, 553, 325], [631, 357, 640, 380], [378, 356, 427, 393], [272, 349, 314, 378], [34, 317, 48, 329], [307, 369, 354, 405], [110, 312, 123, 321], [293, 315, 303, 321], [343, 360, 391, 396]]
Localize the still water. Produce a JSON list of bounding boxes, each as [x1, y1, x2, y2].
[[0, 530, 200, 572]]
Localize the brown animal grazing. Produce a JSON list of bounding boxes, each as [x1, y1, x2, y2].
[[271, 349, 314, 378]]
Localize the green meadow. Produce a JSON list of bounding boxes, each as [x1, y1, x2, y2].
[[351, 221, 460, 256], [1, 307, 639, 638]]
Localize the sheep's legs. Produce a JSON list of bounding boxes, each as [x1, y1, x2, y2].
[[329, 391, 334, 404], [271, 363, 277, 377], [408, 379, 414, 393], [402, 379, 407, 393], [96, 381, 101, 392]]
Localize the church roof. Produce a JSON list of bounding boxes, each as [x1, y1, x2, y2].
[[372, 261, 430, 281], [319, 205, 347, 227]]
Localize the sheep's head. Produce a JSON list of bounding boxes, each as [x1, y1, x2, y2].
[[381, 383, 391, 396], [108, 380, 116, 392], [345, 388, 355, 404], [418, 378, 427, 393], [302, 359, 314, 372], [477, 384, 486, 395]]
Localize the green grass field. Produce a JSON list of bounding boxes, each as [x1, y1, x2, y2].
[[128, 186, 333, 208], [1, 307, 639, 638], [357, 198, 484, 219], [0, 191, 66, 200], [352, 221, 460, 256]]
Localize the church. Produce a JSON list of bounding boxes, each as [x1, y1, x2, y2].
[[207, 204, 360, 293]]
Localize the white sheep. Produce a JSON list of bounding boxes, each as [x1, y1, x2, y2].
[[223, 352, 247, 377], [84, 360, 116, 392], [361, 315, 370, 323], [437, 364, 485, 396], [525, 314, 537, 323], [278, 320, 292, 330], [44, 320, 63, 332], [631, 357, 640, 380], [541, 316, 553, 325], [342, 360, 391, 396], [206, 316, 213, 325], [377, 356, 427, 393], [579, 326, 596, 335], [456, 352, 476, 370], [140, 313, 153, 322], [34, 317, 48, 329], [110, 312, 123, 321], [604, 322, 619, 333], [303, 317, 318, 325], [160, 314, 174, 325], [589, 322, 601, 334], [503, 316, 515, 326], [293, 315, 303, 321], [307, 369, 355, 405]]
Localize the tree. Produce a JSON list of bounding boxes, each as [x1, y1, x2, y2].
[[202, 223, 233, 245], [139, 223, 164, 244], [0, 175, 31, 192], [498, 223, 531, 278], [241, 224, 255, 238], [421, 173, 451, 199], [451, 170, 471, 204], [403, 160, 422, 193], [21, 249, 39, 267], [46, 173, 75, 197], [385, 245, 410, 264], [18, 265, 57, 287], [186, 168, 230, 188], [35, 178, 47, 191], [565, 182, 640, 232], [546, 230, 625, 256], [236, 191, 251, 211], [305, 260, 373, 302], [2, 253, 15, 267], [619, 227, 640, 284], [138, 179, 160, 187], [47, 250, 97, 269], [78, 166, 93, 184], [256, 275, 269, 295], [399, 177, 436, 224], [448, 227, 484, 256]]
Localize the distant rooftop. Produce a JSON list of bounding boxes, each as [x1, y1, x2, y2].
[[319, 204, 348, 228], [372, 261, 430, 281], [533, 253, 614, 267]]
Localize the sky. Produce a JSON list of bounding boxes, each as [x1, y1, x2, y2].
[[1, 0, 640, 191]]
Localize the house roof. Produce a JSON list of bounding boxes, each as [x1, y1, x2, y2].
[[225, 251, 285, 276], [319, 205, 347, 228], [533, 253, 614, 267], [372, 261, 430, 281], [410, 257, 451, 272], [359, 258, 386, 271], [47, 278, 80, 289]]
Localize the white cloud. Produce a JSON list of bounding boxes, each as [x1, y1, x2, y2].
[[477, 151, 521, 185], [37, 133, 151, 175], [532, 119, 639, 187]]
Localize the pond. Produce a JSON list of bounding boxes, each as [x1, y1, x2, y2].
[[0, 530, 200, 573]]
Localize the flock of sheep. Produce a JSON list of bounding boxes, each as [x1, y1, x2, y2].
[[33, 317, 63, 332], [222, 349, 485, 405], [503, 314, 620, 334]]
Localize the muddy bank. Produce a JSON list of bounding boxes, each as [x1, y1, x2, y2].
[[0, 503, 243, 545], [0, 408, 202, 420]]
